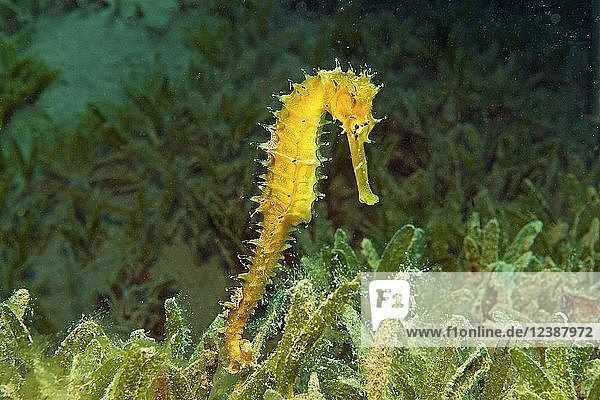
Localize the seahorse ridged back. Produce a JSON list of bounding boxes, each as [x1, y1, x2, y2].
[[224, 66, 381, 372]]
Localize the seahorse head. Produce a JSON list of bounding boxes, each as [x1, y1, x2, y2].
[[324, 69, 381, 205]]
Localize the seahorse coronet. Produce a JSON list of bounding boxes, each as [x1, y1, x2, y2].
[[224, 65, 381, 372]]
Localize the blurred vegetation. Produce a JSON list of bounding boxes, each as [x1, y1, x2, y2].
[[0, 36, 58, 127], [0, 0, 598, 398]]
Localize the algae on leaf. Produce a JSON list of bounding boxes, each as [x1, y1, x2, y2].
[[0, 217, 600, 399], [463, 212, 546, 272]]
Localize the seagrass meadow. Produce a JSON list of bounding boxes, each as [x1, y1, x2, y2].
[[0, 0, 599, 399]]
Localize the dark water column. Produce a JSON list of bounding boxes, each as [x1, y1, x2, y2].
[[589, 0, 599, 119]]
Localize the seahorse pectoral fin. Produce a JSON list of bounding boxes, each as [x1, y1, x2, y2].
[[346, 126, 379, 205]]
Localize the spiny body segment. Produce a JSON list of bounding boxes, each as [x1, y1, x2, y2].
[[224, 66, 381, 371]]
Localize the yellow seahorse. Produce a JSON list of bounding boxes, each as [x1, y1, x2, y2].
[[224, 64, 381, 371]]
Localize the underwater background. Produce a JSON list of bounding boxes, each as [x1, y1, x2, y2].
[[0, 0, 599, 399]]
